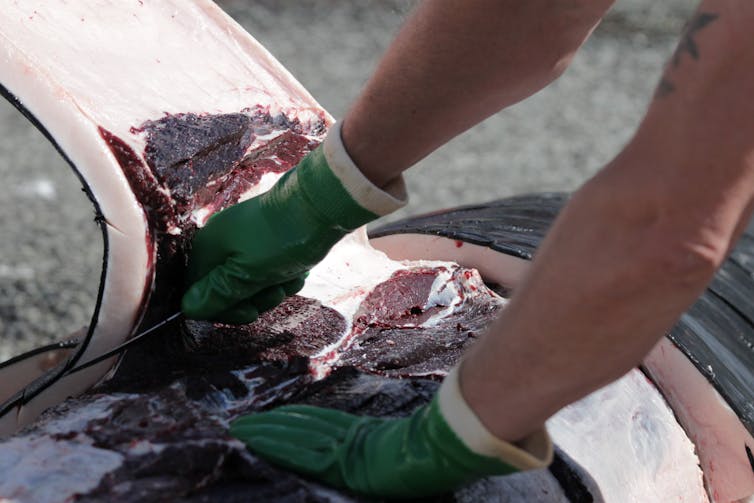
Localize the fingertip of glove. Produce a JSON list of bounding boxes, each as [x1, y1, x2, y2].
[[229, 407, 309, 436], [183, 284, 260, 324], [215, 307, 259, 325], [252, 286, 286, 313], [230, 413, 275, 435], [180, 287, 203, 319], [282, 276, 307, 296], [229, 417, 287, 448], [229, 422, 251, 440], [230, 414, 255, 429], [231, 409, 283, 427]]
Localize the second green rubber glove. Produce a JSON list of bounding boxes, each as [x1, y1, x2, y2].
[[230, 367, 553, 499], [181, 122, 407, 323]]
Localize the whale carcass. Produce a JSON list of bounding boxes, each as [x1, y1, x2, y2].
[[0, 2, 751, 502], [0, 0, 334, 433]]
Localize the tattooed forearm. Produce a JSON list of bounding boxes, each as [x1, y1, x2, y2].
[[655, 78, 675, 99], [672, 13, 719, 67], [654, 12, 719, 99]]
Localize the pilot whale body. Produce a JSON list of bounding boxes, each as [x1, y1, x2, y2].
[[0, 2, 751, 501]]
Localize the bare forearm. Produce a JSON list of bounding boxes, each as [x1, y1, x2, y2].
[[461, 0, 754, 442], [342, 0, 613, 187]]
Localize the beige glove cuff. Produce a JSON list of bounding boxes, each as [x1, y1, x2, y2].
[[438, 366, 554, 470], [322, 121, 408, 217]]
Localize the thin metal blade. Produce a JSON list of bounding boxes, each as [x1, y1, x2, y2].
[[66, 311, 183, 375]]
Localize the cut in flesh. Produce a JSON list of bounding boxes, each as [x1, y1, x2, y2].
[[0, 0, 331, 432], [371, 201, 754, 501], [0, 2, 750, 502], [0, 252, 709, 502]]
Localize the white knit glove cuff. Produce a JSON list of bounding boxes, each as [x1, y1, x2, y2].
[[438, 366, 554, 470], [322, 121, 408, 217]]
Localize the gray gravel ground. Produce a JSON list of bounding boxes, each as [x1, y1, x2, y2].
[[0, 1, 696, 359]]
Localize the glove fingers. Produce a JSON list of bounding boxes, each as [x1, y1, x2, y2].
[[251, 285, 287, 313], [280, 275, 307, 296], [234, 423, 337, 452], [244, 436, 338, 477], [231, 407, 372, 492], [232, 406, 355, 438], [270, 405, 361, 431], [182, 263, 264, 320], [213, 283, 291, 324], [232, 414, 342, 479], [185, 220, 234, 285], [213, 303, 260, 326]]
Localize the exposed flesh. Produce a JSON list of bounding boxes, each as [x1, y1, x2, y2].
[[0, 260, 707, 502], [645, 339, 754, 501], [0, 0, 329, 434]]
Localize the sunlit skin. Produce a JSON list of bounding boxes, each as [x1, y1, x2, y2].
[[341, 0, 754, 443]]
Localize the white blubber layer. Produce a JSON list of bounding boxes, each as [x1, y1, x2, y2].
[[547, 368, 709, 502], [644, 338, 754, 502], [0, 13, 152, 434], [370, 233, 531, 288], [0, 437, 123, 502], [0, 2, 327, 145], [0, 0, 331, 434]]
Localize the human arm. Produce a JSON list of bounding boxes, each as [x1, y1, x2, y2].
[[344, 0, 615, 186], [232, 0, 754, 498], [182, 0, 613, 321], [461, 0, 754, 443]]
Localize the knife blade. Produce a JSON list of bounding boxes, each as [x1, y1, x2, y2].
[[66, 311, 183, 375]]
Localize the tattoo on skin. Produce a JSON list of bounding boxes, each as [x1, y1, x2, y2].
[[654, 12, 719, 99], [655, 78, 676, 99], [672, 12, 719, 66]]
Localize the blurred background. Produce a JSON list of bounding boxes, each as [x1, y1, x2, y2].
[[0, 0, 695, 359]]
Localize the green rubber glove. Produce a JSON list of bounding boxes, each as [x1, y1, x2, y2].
[[230, 368, 553, 499], [182, 122, 407, 323]]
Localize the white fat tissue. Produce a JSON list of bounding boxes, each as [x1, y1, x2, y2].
[[234, 171, 286, 207], [0, 396, 126, 502], [126, 439, 166, 457], [547, 369, 709, 502], [301, 228, 505, 378], [191, 206, 215, 228], [644, 338, 754, 502], [0, 1, 326, 146], [301, 229, 405, 325], [0, 0, 333, 436], [303, 230, 500, 328], [0, 437, 123, 503], [32, 395, 125, 437], [422, 267, 495, 328]]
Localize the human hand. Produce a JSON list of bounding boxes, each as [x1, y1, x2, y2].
[[230, 368, 552, 499], [181, 122, 407, 324]]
